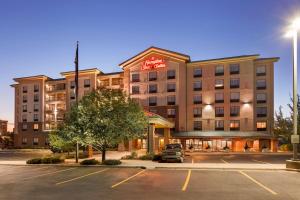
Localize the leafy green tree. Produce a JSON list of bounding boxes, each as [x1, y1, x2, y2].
[[274, 106, 293, 142]]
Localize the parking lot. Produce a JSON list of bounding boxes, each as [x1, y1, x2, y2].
[[0, 163, 299, 200]]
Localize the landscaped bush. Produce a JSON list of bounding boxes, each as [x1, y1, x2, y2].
[[65, 153, 89, 159], [41, 156, 65, 164], [279, 144, 293, 151], [121, 151, 138, 160], [152, 154, 162, 161], [80, 159, 100, 165], [138, 153, 154, 160], [26, 158, 42, 164], [102, 159, 122, 165]]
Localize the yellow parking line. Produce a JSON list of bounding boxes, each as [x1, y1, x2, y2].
[[220, 159, 229, 164], [252, 159, 270, 164], [182, 169, 192, 191], [24, 168, 76, 180], [56, 168, 109, 185], [111, 169, 146, 188], [239, 171, 277, 195]]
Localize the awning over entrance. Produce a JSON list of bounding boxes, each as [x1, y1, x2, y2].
[[144, 111, 174, 128], [172, 131, 275, 139]]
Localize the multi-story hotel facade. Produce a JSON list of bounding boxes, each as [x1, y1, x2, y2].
[[12, 47, 279, 152]]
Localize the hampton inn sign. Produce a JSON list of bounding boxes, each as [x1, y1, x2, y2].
[[141, 56, 166, 70]]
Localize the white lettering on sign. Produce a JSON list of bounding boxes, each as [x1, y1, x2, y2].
[[141, 57, 166, 70]]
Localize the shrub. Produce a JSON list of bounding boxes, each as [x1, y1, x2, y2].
[[41, 156, 64, 164], [26, 158, 42, 164], [102, 159, 122, 165], [121, 151, 138, 160], [279, 144, 293, 151], [138, 153, 154, 160], [80, 159, 100, 165], [152, 154, 162, 161]]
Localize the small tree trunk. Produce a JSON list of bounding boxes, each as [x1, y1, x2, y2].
[[101, 149, 106, 162]]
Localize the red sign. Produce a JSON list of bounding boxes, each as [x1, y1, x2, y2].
[[141, 56, 166, 70]]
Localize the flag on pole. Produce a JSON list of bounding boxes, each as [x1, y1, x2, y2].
[[74, 41, 79, 103]]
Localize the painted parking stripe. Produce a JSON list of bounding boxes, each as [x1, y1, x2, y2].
[[111, 169, 146, 188], [220, 159, 229, 164], [252, 159, 270, 164], [56, 168, 109, 185], [24, 168, 76, 180], [182, 169, 192, 191], [239, 171, 277, 195]]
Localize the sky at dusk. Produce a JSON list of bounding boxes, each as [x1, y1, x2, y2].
[[1, 0, 300, 128]]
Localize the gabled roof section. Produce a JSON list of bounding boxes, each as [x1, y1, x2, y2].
[[13, 75, 50, 83], [119, 46, 190, 69], [60, 68, 101, 76], [254, 57, 280, 62], [189, 54, 260, 65]]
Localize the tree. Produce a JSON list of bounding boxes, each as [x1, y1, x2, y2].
[[51, 88, 148, 161], [274, 106, 293, 142]]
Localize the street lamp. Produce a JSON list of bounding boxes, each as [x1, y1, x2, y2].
[[286, 17, 300, 161]]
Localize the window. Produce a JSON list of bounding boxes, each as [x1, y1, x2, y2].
[[256, 66, 266, 76], [215, 79, 224, 89], [215, 120, 224, 130], [256, 93, 267, 103], [193, 121, 202, 130], [167, 96, 176, 105], [34, 94, 39, 102], [132, 86, 140, 94], [230, 120, 240, 131], [230, 78, 240, 88], [84, 79, 90, 88], [34, 84, 39, 92], [167, 83, 176, 92], [149, 71, 157, 81], [256, 79, 266, 89], [22, 123, 28, 131], [257, 121, 267, 131], [33, 138, 39, 145], [149, 84, 157, 93], [230, 64, 240, 74], [23, 95, 27, 103], [215, 65, 224, 76], [215, 107, 224, 117], [215, 93, 224, 103], [193, 107, 202, 117], [22, 114, 27, 122], [132, 74, 140, 82], [230, 92, 240, 102], [167, 70, 176, 79], [22, 105, 27, 112], [193, 95, 202, 104], [100, 79, 109, 87], [230, 106, 240, 117], [112, 78, 122, 85], [34, 114, 39, 122], [193, 81, 202, 91], [22, 86, 28, 93], [70, 81, 75, 89], [167, 108, 176, 118], [45, 123, 50, 130], [34, 104, 39, 112], [257, 107, 267, 117], [33, 123, 39, 131], [149, 96, 157, 106], [193, 68, 202, 78], [22, 137, 27, 145]]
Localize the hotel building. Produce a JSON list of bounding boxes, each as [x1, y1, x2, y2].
[[12, 47, 279, 152]]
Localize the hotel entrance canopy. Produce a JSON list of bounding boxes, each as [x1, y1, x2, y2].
[[144, 111, 174, 128], [172, 131, 275, 139]]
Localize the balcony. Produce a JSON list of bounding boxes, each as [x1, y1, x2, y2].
[[46, 84, 66, 92]]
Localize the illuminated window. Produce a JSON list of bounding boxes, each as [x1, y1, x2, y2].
[[167, 108, 176, 118], [256, 79, 266, 89], [256, 66, 266, 76], [215, 79, 224, 89], [230, 78, 240, 88], [193, 107, 202, 117], [149, 71, 157, 81], [194, 68, 202, 78], [230, 120, 240, 131], [256, 93, 267, 103], [215, 93, 224, 103], [193, 81, 202, 91], [256, 121, 267, 131], [215, 107, 224, 117], [215, 65, 224, 76], [33, 123, 39, 131], [167, 70, 176, 79], [215, 120, 224, 130], [167, 95, 176, 105], [230, 64, 240, 74], [193, 121, 202, 130], [33, 138, 39, 145], [230, 92, 240, 102]]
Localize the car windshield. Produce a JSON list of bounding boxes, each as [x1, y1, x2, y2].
[[166, 144, 182, 150]]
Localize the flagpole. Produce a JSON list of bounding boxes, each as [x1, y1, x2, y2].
[[75, 41, 79, 163]]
